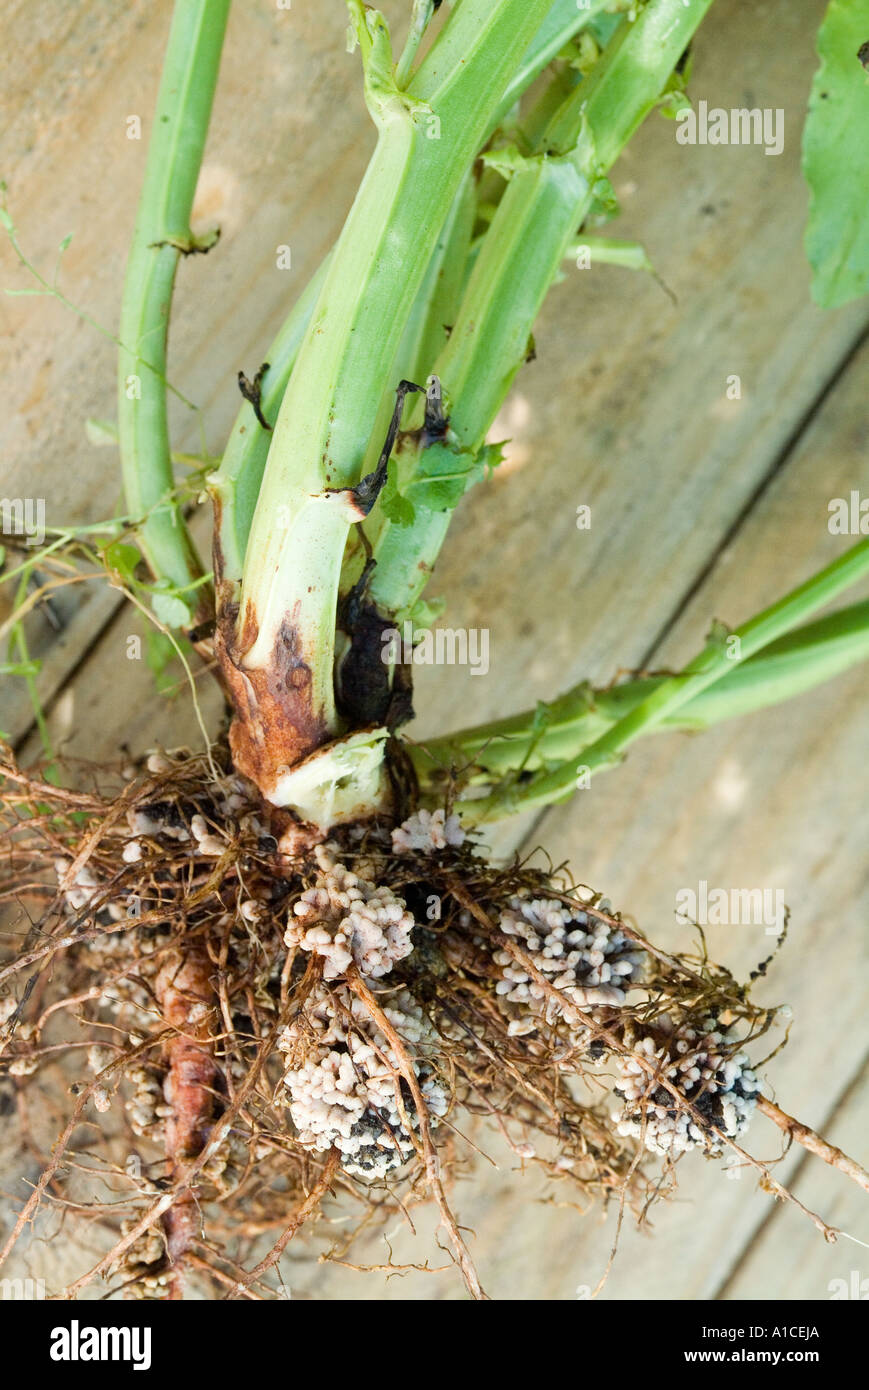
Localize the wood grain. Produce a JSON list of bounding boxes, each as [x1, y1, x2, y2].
[[1, 0, 866, 1300]]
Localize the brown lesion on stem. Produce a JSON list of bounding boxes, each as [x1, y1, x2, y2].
[[214, 592, 329, 801], [211, 495, 332, 805], [212, 377, 438, 801], [156, 945, 220, 1299]]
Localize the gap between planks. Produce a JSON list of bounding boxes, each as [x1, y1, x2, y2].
[[713, 1052, 869, 1299]]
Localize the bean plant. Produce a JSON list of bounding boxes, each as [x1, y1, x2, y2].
[[1, 0, 867, 1301]]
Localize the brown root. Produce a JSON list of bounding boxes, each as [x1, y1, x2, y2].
[[156, 945, 221, 1296], [0, 743, 865, 1300]]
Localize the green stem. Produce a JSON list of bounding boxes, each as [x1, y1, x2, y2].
[[394, 170, 477, 413], [230, 0, 554, 803], [367, 0, 714, 620], [492, 0, 617, 128], [415, 597, 869, 785], [208, 254, 330, 587], [213, 1, 611, 590], [456, 536, 869, 821], [117, 0, 229, 619], [567, 236, 655, 272], [395, 0, 436, 90]]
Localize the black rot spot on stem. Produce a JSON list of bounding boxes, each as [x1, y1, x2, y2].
[[422, 374, 448, 439], [348, 378, 426, 516], [237, 362, 272, 430]]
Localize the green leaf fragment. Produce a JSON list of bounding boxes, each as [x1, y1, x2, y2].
[[145, 627, 190, 694], [382, 435, 500, 527], [103, 540, 143, 587], [404, 438, 488, 511], [399, 593, 447, 628], [707, 618, 733, 652], [587, 9, 628, 49], [480, 144, 539, 180], [151, 588, 194, 629], [803, 0, 869, 307], [658, 86, 692, 121], [379, 474, 416, 527]]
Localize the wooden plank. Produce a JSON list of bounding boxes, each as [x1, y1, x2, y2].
[[718, 1060, 869, 1300], [406, 0, 869, 752], [290, 343, 869, 1302], [3, 0, 868, 745], [1, 0, 379, 736], [2, 0, 867, 1299]]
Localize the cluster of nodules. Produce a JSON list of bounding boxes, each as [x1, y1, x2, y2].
[[494, 894, 647, 1039], [110, 1220, 170, 1299], [612, 1017, 759, 1155], [278, 984, 447, 1179], [47, 792, 762, 1173], [279, 830, 451, 1180], [122, 752, 267, 861], [286, 845, 415, 980], [454, 891, 761, 1157]]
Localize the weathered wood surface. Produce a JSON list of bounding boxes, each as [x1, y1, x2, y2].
[[721, 1064, 868, 1300], [1, 0, 867, 1299]]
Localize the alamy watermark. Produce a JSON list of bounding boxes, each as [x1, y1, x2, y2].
[[828, 1271, 869, 1300], [0, 1276, 46, 1299], [381, 621, 490, 677], [676, 880, 786, 936], [0, 496, 45, 547], [828, 491, 869, 535], [676, 101, 784, 156], [49, 1320, 151, 1370]]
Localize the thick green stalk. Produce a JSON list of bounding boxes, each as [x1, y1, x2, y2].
[[367, 0, 714, 620], [117, 0, 229, 617], [342, 171, 477, 588], [227, 0, 554, 805], [413, 598, 869, 785], [208, 254, 330, 587], [457, 536, 869, 821], [493, 0, 617, 128], [212, 1, 612, 591], [213, 173, 471, 597], [393, 171, 476, 417], [395, 0, 436, 90], [240, 0, 552, 653]]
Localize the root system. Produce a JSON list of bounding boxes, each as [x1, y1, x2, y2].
[[0, 743, 864, 1300]]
